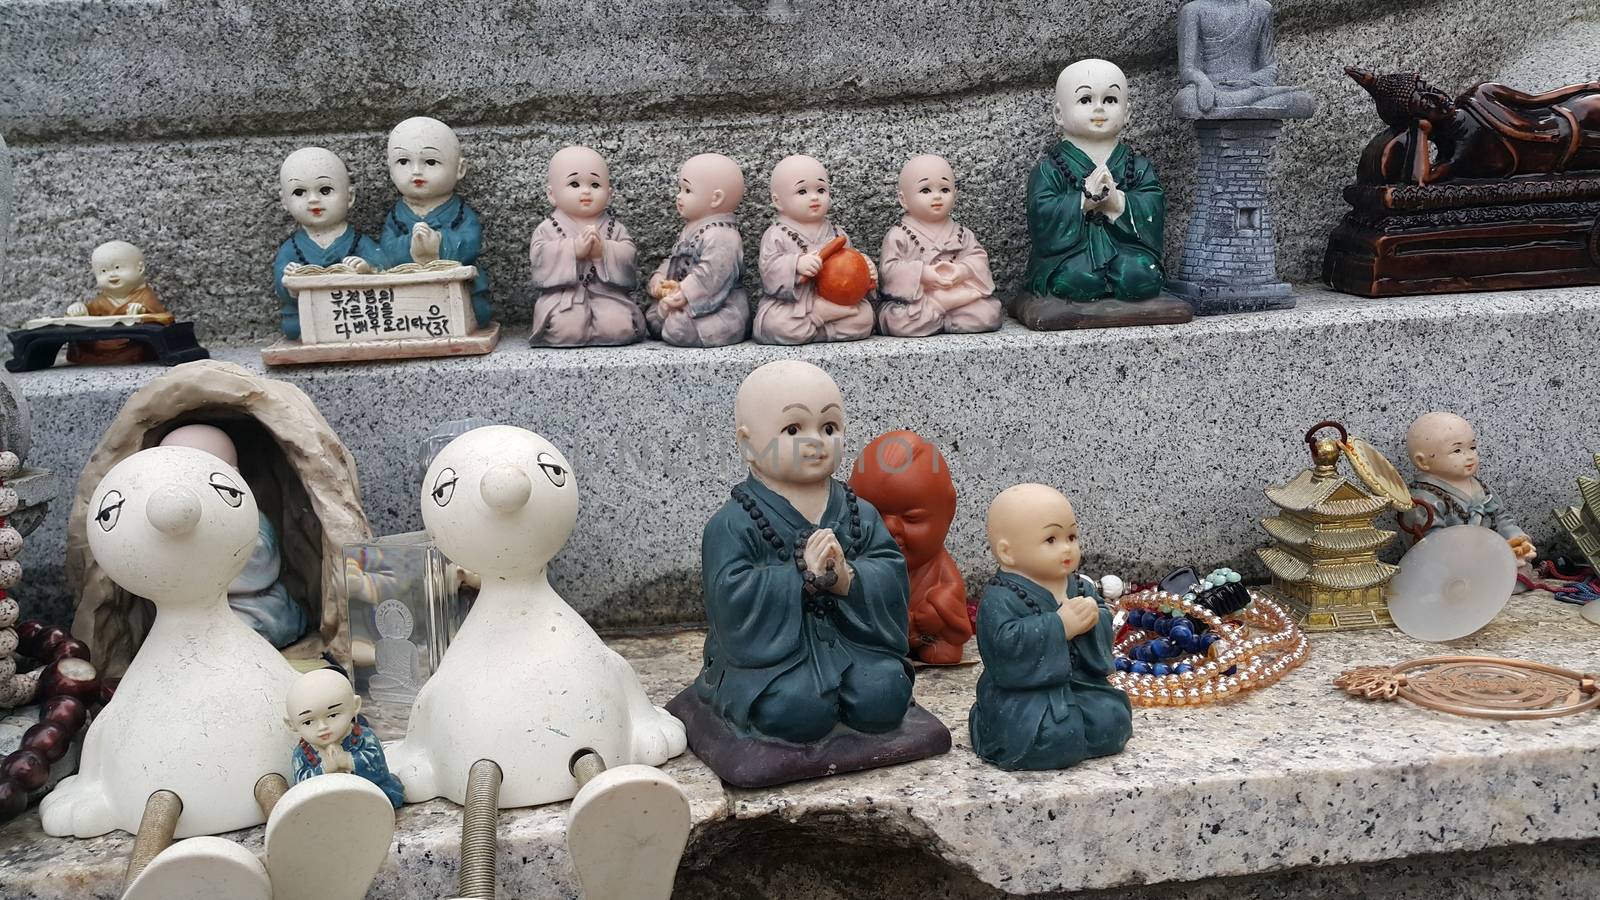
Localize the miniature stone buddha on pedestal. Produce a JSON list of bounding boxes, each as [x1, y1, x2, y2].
[[667, 361, 950, 788], [1015, 60, 1191, 330], [1168, 0, 1314, 314]]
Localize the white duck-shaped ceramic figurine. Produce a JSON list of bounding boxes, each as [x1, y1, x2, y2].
[[385, 425, 686, 807], [42, 446, 299, 838]]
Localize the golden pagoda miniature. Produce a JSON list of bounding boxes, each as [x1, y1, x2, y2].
[[1257, 421, 1412, 632], [1555, 452, 1600, 573]]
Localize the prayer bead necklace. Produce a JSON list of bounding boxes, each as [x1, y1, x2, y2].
[[1109, 585, 1309, 707], [731, 481, 862, 616]]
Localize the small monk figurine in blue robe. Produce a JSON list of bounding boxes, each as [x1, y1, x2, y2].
[[694, 360, 914, 744], [377, 117, 492, 328], [1016, 59, 1190, 330], [272, 147, 384, 340], [969, 484, 1132, 770], [1400, 412, 1537, 562], [286, 669, 406, 808]]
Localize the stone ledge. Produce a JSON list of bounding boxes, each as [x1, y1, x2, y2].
[[0, 593, 1596, 898], [11, 284, 1600, 631]]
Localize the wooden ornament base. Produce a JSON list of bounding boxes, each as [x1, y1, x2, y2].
[[261, 323, 500, 366], [1324, 177, 1600, 297]]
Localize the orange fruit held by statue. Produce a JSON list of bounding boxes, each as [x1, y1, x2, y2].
[[814, 235, 874, 305]]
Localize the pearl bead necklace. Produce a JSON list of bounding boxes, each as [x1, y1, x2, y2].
[[1109, 587, 1309, 707]]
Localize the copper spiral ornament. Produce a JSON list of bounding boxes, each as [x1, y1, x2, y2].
[[1335, 656, 1600, 720]]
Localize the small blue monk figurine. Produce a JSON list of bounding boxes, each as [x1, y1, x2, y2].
[[272, 147, 384, 340], [1400, 411, 1537, 563], [377, 116, 492, 327], [160, 424, 307, 648], [969, 484, 1132, 770], [694, 360, 914, 743], [285, 668, 406, 808]]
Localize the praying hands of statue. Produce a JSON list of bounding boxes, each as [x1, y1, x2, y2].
[[1057, 595, 1099, 641], [922, 260, 964, 290], [1082, 167, 1126, 221], [1508, 534, 1537, 563], [578, 225, 604, 261], [410, 222, 443, 263], [803, 528, 854, 596]]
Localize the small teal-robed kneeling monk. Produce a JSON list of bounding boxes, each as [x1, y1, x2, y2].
[[377, 116, 493, 327], [693, 360, 915, 744], [1025, 58, 1166, 303], [970, 483, 1132, 770], [272, 147, 384, 340]]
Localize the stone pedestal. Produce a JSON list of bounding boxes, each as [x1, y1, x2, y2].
[[1168, 119, 1296, 314]]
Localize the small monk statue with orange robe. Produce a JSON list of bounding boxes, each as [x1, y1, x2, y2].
[[65, 240, 171, 364], [850, 430, 973, 665]]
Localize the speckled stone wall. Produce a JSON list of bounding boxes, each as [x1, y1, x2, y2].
[[1, 1, 1598, 344]]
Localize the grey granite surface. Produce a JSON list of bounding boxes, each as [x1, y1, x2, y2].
[[9, 285, 1600, 632], [2, 2, 1599, 343], [1, 592, 1598, 898]]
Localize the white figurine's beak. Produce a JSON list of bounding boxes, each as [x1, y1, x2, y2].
[[480, 464, 533, 513], [147, 484, 202, 537]]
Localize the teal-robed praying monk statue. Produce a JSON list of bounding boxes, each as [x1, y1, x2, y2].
[[379, 116, 493, 328], [669, 360, 951, 788], [1014, 58, 1190, 330], [970, 484, 1132, 770], [698, 474, 912, 742], [1025, 140, 1165, 302]]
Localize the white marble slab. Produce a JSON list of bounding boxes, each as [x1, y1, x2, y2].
[[1, 593, 1598, 898]]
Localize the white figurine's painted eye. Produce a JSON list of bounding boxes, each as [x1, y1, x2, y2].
[[318, 186, 334, 196], [395, 157, 410, 167], [919, 187, 932, 194], [432, 467, 458, 506], [1105, 95, 1119, 104], [1078, 95, 1093, 105], [209, 472, 245, 508], [96, 490, 126, 532], [536, 452, 567, 488], [292, 187, 307, 197]]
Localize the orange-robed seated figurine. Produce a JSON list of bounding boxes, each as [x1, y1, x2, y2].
[[850, 431, 972, 665], [66, 240, 173, 365]]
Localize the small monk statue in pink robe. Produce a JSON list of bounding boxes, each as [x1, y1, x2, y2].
[[876, 155, 1002, 337], [753, 155, 877, 345], [528, 146, 647, 347], [646, 153, 751, 347]]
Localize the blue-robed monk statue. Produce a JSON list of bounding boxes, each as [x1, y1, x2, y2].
[[377, 116, 493, 328], [272, 147, 384, 340], [969, 484, 1132, 770], [670, 361, 952, 787]]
